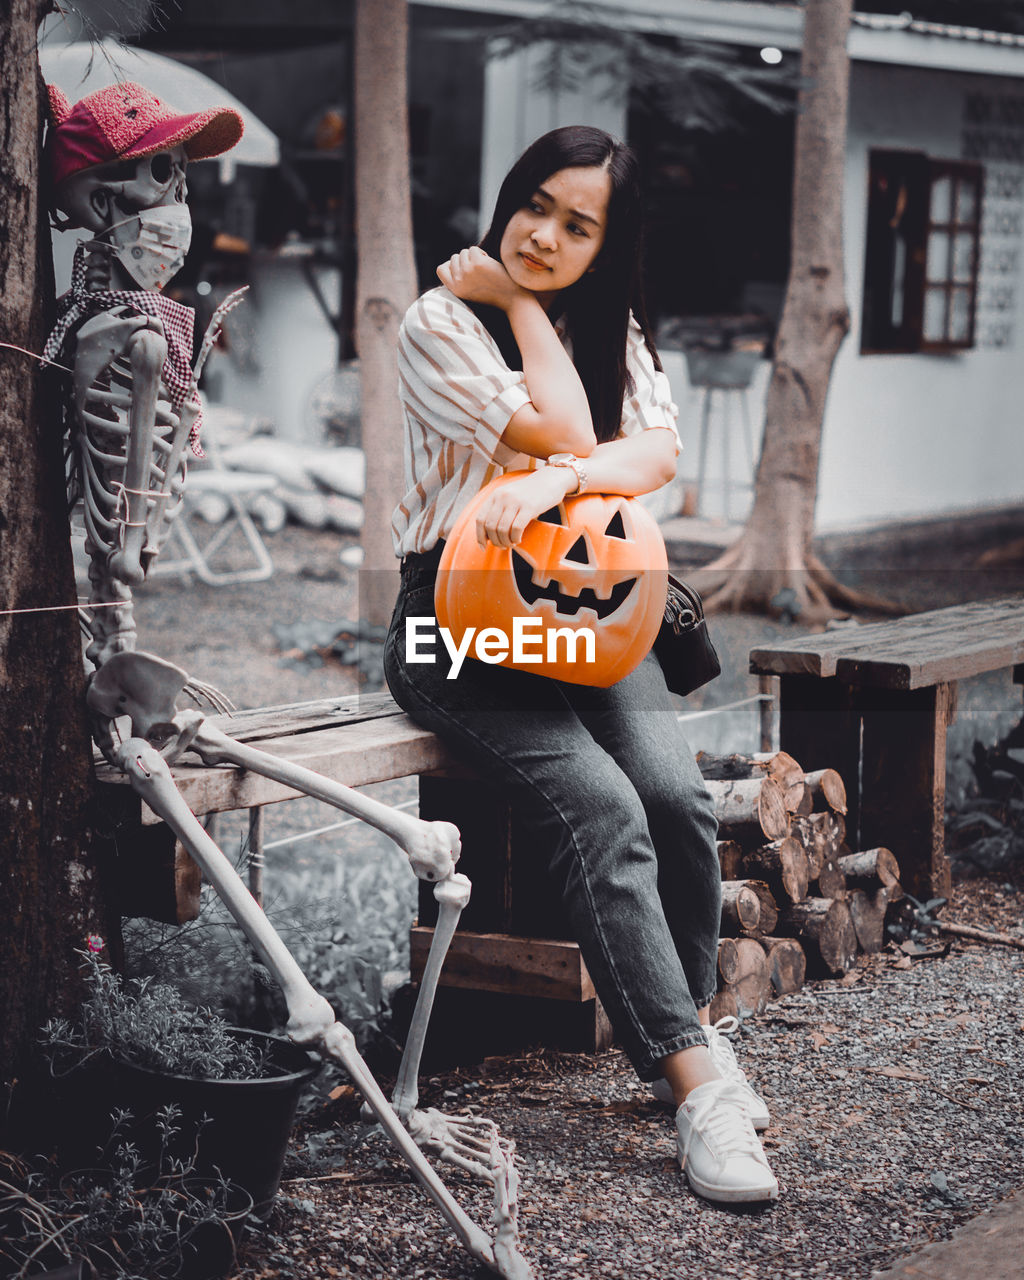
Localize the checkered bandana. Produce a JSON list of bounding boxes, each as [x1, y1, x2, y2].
[[44, 243, 204, 455]]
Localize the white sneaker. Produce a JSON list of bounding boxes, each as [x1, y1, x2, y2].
[[675, 1079, 779, 1204], [704, 1017, 770, 1131], [651, 1017, 770, 1131]]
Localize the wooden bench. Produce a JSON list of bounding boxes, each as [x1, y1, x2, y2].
[[749, 594, 1024, 900], [94, 690, 610, 1050]]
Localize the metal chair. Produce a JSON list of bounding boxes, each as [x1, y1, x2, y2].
[[153, 466, 277, 585], [150, 403, 278, 586]]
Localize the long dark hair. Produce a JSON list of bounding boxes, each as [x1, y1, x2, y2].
[[473, 126, 662, 444]]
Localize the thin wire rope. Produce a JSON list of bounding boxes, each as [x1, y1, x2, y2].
[[0, 600, 125, 616], [0, 341, 73, 374], [676, 693, 772, 722], [262, 800, 419, 852]]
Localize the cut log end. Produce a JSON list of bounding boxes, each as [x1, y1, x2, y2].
[[780, 898, 858, 976], [803, 767, 848, 815], [757, 936, 807, 997], [742, 836, 809, 903], [721, 882, 762, 935]]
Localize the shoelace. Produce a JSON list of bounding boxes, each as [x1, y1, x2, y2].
[[705, 1017, 750, 1086], [682, 1081, 765, 1167]]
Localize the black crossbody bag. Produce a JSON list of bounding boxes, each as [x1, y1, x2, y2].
[[652, 574, 721, 696]]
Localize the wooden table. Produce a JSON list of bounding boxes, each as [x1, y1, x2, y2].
[[749, 595, 1024, 899]]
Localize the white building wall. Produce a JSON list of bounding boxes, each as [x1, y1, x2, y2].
[[480, 46, 627, 234], [820, 61, 1024, 527], [480, 42, 1024, 528]]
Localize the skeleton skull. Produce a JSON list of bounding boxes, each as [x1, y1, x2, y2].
[[55, 146, 189, 236]]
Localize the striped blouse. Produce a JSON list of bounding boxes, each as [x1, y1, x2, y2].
[[391, 286, 680, 557]]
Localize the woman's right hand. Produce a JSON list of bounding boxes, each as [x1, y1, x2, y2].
[[437, 247, 529, 312]]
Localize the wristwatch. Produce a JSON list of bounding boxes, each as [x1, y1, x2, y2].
[[547, 453, 589, 496]]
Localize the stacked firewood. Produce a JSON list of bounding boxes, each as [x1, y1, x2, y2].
[[699, 750, 905, 1021]]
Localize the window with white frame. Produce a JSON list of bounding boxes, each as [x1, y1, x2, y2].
[[861, 149, 983, 354]]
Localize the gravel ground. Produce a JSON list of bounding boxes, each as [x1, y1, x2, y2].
[[238, 915, 1024, 1280], [120, 517, 1024, 1280]]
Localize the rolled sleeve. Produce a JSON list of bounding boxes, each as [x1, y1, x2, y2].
[[619, 316, 682, 454], [398, 288, 531, 464]]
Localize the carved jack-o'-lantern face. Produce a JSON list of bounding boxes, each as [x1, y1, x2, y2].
[[436, 473, 668, 686]]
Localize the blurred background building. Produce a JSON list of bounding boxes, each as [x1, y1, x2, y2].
[[39, 0, 1024, 529]]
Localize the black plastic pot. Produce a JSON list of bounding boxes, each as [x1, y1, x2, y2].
[[28, 1264, 96, 1274], [52, 1030, 319, 1216], [24, 1262, 95, 1280]]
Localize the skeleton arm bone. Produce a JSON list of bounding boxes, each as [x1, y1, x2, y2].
[[191, 723, 462, 881]]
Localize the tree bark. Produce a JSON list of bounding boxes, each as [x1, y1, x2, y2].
[[0, 4, 114, 1110], [847, 886, 889, 954], [716, 839, 745, 881], [354, 0, 417, 627], [791, 810, 846, 877], [697, 0, 888, 620], [743, 879, 779, 936], [815, 856, 847, 901]]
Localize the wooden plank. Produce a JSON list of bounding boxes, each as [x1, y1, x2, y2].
[[96, 712, 464, 824], [858, 682, 955, 901], [750, 595, 1024, 688], [203, 690, 404, 742], [410, 927, 595, 1001], [92, 693, 405, 767]]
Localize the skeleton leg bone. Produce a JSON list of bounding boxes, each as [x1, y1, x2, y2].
[[113, 738, 533, 1278], [392, 873, 472, 1120], [191, 723, 461, 883]]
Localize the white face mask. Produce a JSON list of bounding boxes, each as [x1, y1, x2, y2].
[[106, 204, 193, 292]]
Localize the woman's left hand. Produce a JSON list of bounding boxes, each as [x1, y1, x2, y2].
[[475, 467, 574, 549]]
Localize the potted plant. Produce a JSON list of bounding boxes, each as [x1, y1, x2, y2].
[[37, 950, 319, 1217], [1, 1113, 252, 1280]]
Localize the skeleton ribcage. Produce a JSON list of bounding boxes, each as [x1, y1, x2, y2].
[[72, 316, 188, 577]]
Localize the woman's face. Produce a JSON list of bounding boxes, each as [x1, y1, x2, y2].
[[498, 165, 612, 308]]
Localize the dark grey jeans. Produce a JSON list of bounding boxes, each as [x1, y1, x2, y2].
[[383, 550, 721, 1081]]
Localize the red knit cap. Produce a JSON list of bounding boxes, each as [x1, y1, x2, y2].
[[48, 81, 244, 188]]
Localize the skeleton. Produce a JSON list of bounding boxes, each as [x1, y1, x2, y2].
[[51, 139, 533, 1279]]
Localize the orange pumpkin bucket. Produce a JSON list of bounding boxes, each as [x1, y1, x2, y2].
[[436, 472, 668, 686]]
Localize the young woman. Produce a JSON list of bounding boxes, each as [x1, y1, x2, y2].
[[384, 126, 778, 1205]]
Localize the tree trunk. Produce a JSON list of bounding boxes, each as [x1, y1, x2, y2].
[[0, 5, 114, 1113], [698, 0, 887, 620], [354, 0, 417, 627]]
